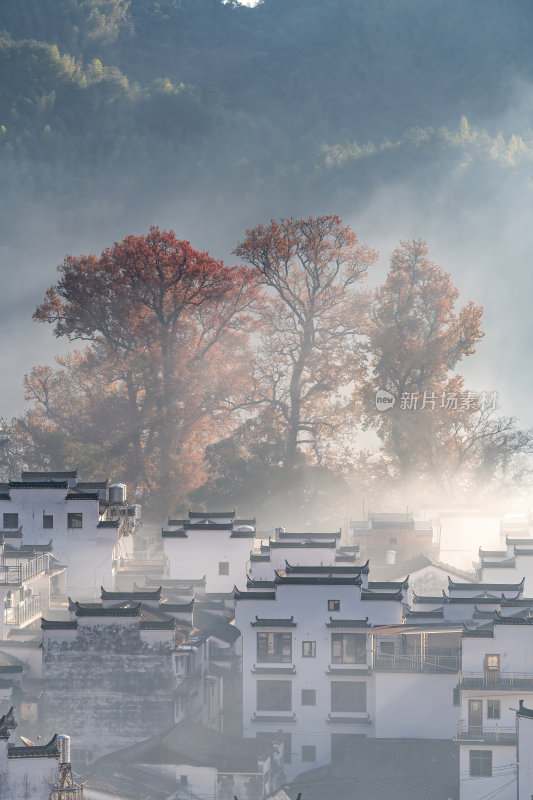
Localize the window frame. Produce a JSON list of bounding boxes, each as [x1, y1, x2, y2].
[[256, 680, 292, 712], [67, 512, 83, 529], [302, 641, 316, 658], [331, 632, 367, 665], [301, 689, 316, 706], [218, 561, 230, 575], [43, 514, 54, 529], [469, 750, 492, 778], [328, 599, 340, 612], [487, 699, 500, 720], [301, 745, 316, 763], [2, 513, 18, 530], [257, 632, 292, 663], [331, 681, 367, 713]]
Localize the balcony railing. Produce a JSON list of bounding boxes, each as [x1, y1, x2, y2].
[[0, 554, 49, 584], [373, 652, 460, 673], [460, 671, 533, 690], [5, 594, 41, 625], [456, 726, 517, 744]]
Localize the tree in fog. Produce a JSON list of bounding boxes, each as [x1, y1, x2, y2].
[[30, 227, 258, 507], [361, 239, 532, 497], [234, 215, 378, 472]]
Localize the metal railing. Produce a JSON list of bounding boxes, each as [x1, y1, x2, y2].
[[5, 594, 41, 625], [373, 652, 460, 673], [456, 726, 517, 744], [460, 671, 533, 689], [0, 554, 49, 584]]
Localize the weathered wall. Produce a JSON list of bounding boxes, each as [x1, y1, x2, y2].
[[41, 621, 175, 765]]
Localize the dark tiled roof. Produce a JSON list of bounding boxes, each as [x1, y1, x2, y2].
[[161, 529, 187, 538], [252, 666, 296, 675], [193, 608, 241, 644], [275, 573, 362, 586], [184, 521, 232, 531], [514, 548, 533, 556], [66, 490, 99, 500], [101, 587, 162, 601], [9, 481, 67, 489], [41, 619, 78, 630], [189, 511, 235, 519], [159, 600, 194, 612], [247, 578, 276, 589], [501, 596, 533, 607], [269, 540, 336, 549], [277, 530, 342, 539], [518, 700, 533, 719], [326, 618, 370, 628], [405, 609, 444, 619], [97, 520, 121, 528], [234, 588, 276, 601], [507, 536, 533, 546], [250, 554, 270, 562], [74, 603, 141, 618], [368, 580, 408, 590], [8, 734, 59, 759], [252, 714, 296, 724], [251, 616, 296, 627], [326, 668, 371, 676], [230, 530, 255, 538], [361, 589, 403, 601], [22, 470, 77, 480], [479, 548, 507, 557], [139, 619, 175, 630], [462, 623, 494, 638], [448, 577, 524, 591], [285, 560, 369, 575], [326, 715, 371, 725]]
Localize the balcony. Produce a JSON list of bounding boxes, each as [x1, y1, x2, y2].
[[373, 652, 460, 673], [0, 554, 49, 584], [456, 726, 517, 745], [5, 594, 41, 626], [460, 671, 533, 690]]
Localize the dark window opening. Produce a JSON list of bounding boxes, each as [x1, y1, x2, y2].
[[3, 513, 18, 529], [331, 633, 367, 664], [328, 599, 340, 611], [469, 750, 492, 777], [301, 745, 316, 762], [301, 689, 316, 706], [257, 632, 292, 663], [302, 641, 316, 658], [331, 681, 366, 712], [43, 514, 53, 529], [67, 513, 83, 529], [218, 561, 229, 575], [256, 680, 292, 712], [487, 699, 500, 719]]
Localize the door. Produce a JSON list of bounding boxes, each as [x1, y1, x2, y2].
[[484, 654, 500, 684], [468, 699, 483, 735]]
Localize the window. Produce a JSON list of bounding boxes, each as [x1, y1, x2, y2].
[[469, 750, 492, 778], [331, 681, 366, 712], [43, 514, 53, 529], [67, 513, 83, 529], [453, 687, 460, 707], [301, 689, 316, 706], [2, 513, 18, 530], [328, 599, 340, 612], [302, 641, 316, 658], [257, 632, 292, 663], [485, 654, 500, 671], [380, 641, 395, 656], [218, 561, 229, 575], [331, 633, 367, 664], [257, 680, 292, 711], [487, 699, 500, 719], [180, 776, 188, 788], [389, 537, 398, 545], [301, 745, 316, 763]]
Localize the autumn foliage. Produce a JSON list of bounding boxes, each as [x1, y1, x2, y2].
[[15, 221, 531, 520]]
